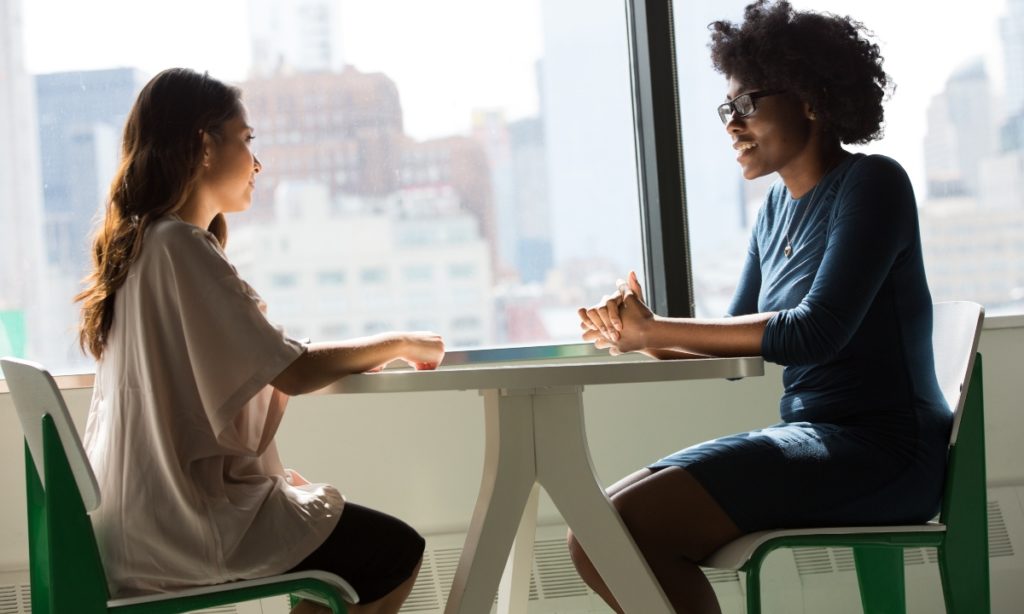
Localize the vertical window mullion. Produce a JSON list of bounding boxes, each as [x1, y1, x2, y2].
[[626, 0, 694, 317]]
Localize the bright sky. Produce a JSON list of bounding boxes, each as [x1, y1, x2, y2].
[[21, 0, 1013, 173], [21, 0, 544, 141]]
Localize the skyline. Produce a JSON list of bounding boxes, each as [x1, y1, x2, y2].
[[18, 0, 1016, 219], [5, 0, 1023, 370], [21, 0, 544, 142], [21, 1, 1009, 143]]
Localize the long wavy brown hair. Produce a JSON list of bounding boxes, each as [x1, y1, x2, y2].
[[77, 68, 242, 359]]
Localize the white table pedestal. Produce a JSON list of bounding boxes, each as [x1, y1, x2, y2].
[[316, 356, 764, 613], [444, 385, 674, 614]]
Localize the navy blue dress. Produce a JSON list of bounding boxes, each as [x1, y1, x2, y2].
[[650, 154, 952, 532]]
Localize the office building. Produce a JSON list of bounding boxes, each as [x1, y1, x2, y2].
[[34, 68, 146, 277], [0, 0, 46, 359], [248, 0, 344, 77]]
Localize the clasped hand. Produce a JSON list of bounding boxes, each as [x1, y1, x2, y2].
[[577, 270, 654, 355]]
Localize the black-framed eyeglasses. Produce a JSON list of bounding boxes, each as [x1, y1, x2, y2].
[[717, 90, 786, 124]]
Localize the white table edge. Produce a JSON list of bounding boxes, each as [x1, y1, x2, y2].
[[313, 356, 765, 395]]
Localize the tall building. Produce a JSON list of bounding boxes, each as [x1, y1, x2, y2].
[[507, 116, 552, 283], [399, 135, 497, 270], [242, 67, 498, 266], [248, 0, 344, 77], [923, 95, 963, 197], [0, 0, 46, 359], [1000, 0, 1024, 157], [924, 60, 996, 198], [35, 68, 146, 277], [539, 0, 642, 271], [1001, 0, 1024, 116], [242, 67, 406, 213], [471, 110, 516, 272], [470, 110, 552, 282]]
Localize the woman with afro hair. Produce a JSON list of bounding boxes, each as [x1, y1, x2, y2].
[[573, 1, 950, 612]]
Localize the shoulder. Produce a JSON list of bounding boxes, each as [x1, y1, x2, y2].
[[147, 216, 222, 253], [844, 154, 912, 187], [140, 216, 233, 276], [833, 154, 917, 225]]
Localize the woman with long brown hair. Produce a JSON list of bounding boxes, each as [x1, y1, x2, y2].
[[78, 67, 443, 614]]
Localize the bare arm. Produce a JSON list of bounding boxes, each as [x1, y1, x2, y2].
[[638, 312, 773, 357], [579, 271, 771, 358], [271, 332, 445, 395]]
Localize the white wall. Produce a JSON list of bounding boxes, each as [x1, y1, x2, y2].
[[2, 321, 1023, 605]]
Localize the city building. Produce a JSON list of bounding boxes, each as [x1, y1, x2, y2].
[[1001, 0, 1024, 115], [398, 135, 498, 271], [228, 181, 494, 348], [0, 0, 46, 360], [34, 68, 146, 276], [924, 60, 996, 198], [247, 0, 344, 77], [242, 67, 406, 213], [507, 115, 552, 283], [918, 1, 1024, 315]]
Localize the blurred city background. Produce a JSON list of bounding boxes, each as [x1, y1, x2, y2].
[[1, 0, 1022, 374]]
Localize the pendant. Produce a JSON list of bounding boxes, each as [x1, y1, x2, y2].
[[784, 244, 792, 258]]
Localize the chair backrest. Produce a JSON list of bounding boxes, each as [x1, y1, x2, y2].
[[1, 357, 101, 510], [2, 357, 110, 613], [930, 301, 985, 446]]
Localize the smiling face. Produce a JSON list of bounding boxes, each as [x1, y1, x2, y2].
[[724, 77, 818, 190], [201, 109, 261, 215]]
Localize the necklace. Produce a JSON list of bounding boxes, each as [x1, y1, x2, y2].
[[782, 181, 821, 258]]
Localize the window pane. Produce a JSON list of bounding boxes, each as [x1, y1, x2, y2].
[[677, 0, 1024, 316], [3, 0, 646, 374]]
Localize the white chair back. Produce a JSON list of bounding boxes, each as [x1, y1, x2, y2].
[[931, 301, 985, 445], [1, 357, 101, 512]]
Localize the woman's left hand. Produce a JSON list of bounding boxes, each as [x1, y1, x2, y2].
[[579, 271, 654, 354]]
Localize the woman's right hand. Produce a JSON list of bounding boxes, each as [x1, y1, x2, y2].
[[578, 270, 647, 344], [398, 332, 446, 370]]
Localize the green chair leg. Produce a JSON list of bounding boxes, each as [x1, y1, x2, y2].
[[743, 551, 766, 614], [853, 546, 905, 614], [938, 540, 990, 614], [937, 353, 990, 614]]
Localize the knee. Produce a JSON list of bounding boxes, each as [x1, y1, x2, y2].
[[609, 492, 649, 546]]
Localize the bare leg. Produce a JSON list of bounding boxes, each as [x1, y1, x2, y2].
[[290, 558, 423, 614], [567, 468, 741, 614]]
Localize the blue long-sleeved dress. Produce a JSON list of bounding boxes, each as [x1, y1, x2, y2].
[[650, 153, 952, 532]]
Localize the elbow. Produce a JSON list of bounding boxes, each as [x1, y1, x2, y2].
[[271, 349, 318, 396], [270, 370, 306, 396], [762, 311, 848, 366]]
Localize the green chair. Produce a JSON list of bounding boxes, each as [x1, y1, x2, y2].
[[1, 357, 356, 614], [702, 301, 989, 614]]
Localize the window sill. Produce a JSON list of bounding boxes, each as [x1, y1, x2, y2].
[[3, 313, 1023, 394]]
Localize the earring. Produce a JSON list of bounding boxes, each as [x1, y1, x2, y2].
[[809, 111, 817, 121]]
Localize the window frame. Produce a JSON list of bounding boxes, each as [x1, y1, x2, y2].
[[626, 0, 695, 318]]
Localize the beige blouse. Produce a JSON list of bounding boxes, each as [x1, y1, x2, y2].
[[84, 216, 343, 598]]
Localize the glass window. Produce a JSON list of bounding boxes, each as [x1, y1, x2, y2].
[[271, 273, 299, 288], [402, 264, 434, 283], [3, 0, 649, 374], [317, 270, 347, 285], [675, 0, 1024, 317], [360, 267, 389, 284]]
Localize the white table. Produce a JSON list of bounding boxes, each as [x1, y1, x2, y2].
[[318, 356, 763, 613]]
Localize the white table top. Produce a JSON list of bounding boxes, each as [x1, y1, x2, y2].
[[314, 355, 764, 395]]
